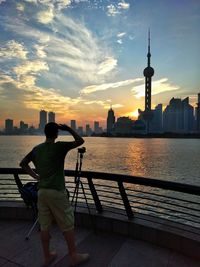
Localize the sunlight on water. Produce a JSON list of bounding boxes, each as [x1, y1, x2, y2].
[[0, 136, 200, 185]]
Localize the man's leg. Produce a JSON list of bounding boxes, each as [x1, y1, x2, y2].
[[40, 230, 57, 266], [63, 229, 89, 266]]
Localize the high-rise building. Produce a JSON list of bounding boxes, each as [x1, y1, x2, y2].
[[196, 93, 200, 132], [48, 112, 55, 123], [107, 108, 115, 134], [163, 97, 194, 133], [39, 110, 47, 132], [94, 121, 99, 134], [77, 126, 83, 136], [142, 30, 155, 133], [70, 120, 76, 131], [182, 97, 194, 133], [20, 121, 28, 133], [150, 104, 163, 133], [86, 124, 92, 136], [114, 117, 134, 135], [5, 119, 13, 134]]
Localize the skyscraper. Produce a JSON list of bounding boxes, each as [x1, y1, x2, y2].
[[5, 119, 13, 134], [142, 30, 155, 133], [39, 110, 47, 132], [163, 97, 194, 133], [48, 112, 55, 123], [196, 93, 200, 132], [70, 120, 76, 131], [86, 124, 92, 136], [107, 108, 115, 134], [94, 121, 99, 134]]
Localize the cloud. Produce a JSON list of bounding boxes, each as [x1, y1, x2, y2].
[[37, 7, 54, 24], [0, 73, 80, 113], [131, 78, 180, 99], [118, 1, 130, 10], [107, 4, 120, 16], [4, 8, 118, 84], [0, 40, 28, 60], [5, 18, 51, 44], [107, 1, 130, 16], [117, 32, 126, 38], [34, 44, 47, 58], [0, 0, 6, 4], [80, 78, 143, 94], [97, 57, 117, 75], [13, 60, 49, 76], [16, 3, 25, 11]]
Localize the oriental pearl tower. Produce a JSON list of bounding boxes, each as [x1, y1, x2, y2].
[[143, 30, 154, 133]]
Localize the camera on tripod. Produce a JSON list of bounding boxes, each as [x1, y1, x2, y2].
[[78, 147, 86, 154]]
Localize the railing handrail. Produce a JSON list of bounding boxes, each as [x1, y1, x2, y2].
[[0, 168, 199, 196]]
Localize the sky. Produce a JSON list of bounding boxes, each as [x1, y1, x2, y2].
[[0, 0, 199, 129]]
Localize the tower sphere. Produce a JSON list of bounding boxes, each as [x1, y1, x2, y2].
[[143, 66, 154, 77]]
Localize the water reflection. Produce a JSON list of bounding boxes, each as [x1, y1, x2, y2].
[[0, 136, 200, 185]]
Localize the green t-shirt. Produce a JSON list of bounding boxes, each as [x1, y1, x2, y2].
[[28, 141, 75, 191]]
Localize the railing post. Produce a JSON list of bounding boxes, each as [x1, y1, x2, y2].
[[13, 173, 23, 189], [87, 177, 103, 213], [118, 181, 133, 219]]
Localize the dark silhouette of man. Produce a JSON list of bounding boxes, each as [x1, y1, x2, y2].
[[20, 122, 89, 267]]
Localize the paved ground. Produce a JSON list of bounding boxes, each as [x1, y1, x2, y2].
[[0, 219, 199, 267]]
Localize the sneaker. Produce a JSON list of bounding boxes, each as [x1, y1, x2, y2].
[[69, 253, 90, 266]]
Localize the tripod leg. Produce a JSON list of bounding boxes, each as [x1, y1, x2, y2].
[[71, 181, 79, 205], [74, 181, 80, 214], [25, 217, 39, 240]]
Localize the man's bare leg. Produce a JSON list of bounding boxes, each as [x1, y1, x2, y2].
[[40, 231, 57, 266], [63, 229, 89, 266]]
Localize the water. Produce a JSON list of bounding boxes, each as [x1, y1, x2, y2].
[[0, 136, 200, 185]]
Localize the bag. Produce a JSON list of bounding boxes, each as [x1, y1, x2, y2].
[[20, 182, 38, 206]]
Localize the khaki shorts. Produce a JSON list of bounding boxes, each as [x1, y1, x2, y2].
[[37, 189, 74, 232]]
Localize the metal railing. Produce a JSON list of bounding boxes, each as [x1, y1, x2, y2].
[[1, 168, 200, 230]]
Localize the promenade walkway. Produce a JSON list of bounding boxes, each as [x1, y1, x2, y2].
[[0, 219, 199, 267]]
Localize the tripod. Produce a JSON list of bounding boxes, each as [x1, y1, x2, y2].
[[71, 147, 94, 227]]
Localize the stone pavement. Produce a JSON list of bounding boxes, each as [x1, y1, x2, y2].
[[0, 219, 199, 267]]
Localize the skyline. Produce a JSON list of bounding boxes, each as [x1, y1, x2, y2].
[[0, 0, 199, 129]]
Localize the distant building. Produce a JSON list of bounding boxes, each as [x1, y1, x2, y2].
[[142, 30, 155, 133], [107, 108, 115, 134], [182, 97, 194, 133], [150, 104, 163, 133], [77, 126, 83, 136], [114, 117, 134, 135], [86, 124, 92, 136], [93, 121, 102, 134], [48, 112, 55, 123], [163, 97, 194, 133], [20, 121, 28, 134], [70, 120, 76, 131], [5, 119, 13, 134], [196, 93, 200, 132], [39, 110, 47, 132], [94, 121, 99, 133]]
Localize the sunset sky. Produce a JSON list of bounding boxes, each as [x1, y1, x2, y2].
[[0, 0, 199, 129]]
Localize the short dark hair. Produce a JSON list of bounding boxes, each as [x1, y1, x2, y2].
[[44, 122, 58, 138]]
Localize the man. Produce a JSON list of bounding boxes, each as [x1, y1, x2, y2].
[[20, 122, 89, 267]]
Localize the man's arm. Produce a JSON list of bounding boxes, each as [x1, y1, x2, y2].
[[19, 152, 40, 180], [58, 124, 84, 148]]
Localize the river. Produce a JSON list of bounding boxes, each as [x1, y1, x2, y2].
[[0, 136, 199, 185]]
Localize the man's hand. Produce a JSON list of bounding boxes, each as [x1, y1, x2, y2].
[[58, 124, 71, 131]]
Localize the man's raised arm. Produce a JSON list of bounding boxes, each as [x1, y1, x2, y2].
[[58, 124, 84, 148]]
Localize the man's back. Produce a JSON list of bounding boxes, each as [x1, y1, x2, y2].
[[31, 142, 72, 191]]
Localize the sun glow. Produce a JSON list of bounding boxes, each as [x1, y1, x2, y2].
[[126, 110, 139, 119]]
